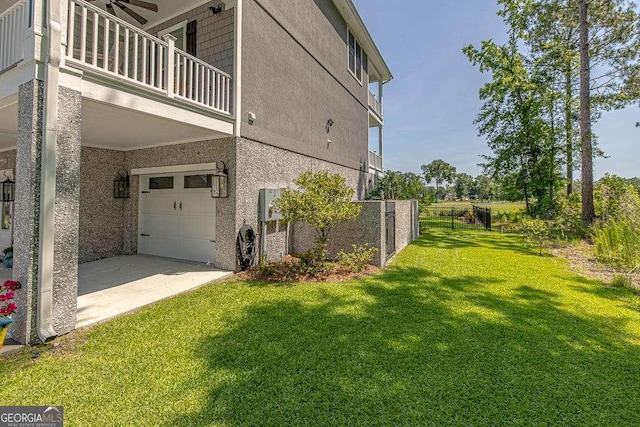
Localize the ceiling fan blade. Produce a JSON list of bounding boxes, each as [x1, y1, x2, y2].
[[105, 3, 117, 17], [114, 1, 147, 25], [119, 0, 158, 13]]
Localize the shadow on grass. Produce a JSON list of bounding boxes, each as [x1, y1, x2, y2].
[[164, 263, 640, 426]]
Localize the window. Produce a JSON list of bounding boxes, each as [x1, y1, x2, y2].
[[159, 21, 188, 51], [348, 30, 367, 83], [149, 177, 174, 190], [184, 174, 212, 189], [1, 202, 10, 230]]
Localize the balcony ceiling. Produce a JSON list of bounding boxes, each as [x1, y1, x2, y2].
[[0, 96, 227, 151], [85, 0, 225, 30]]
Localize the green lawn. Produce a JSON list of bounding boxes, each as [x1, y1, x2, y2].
[[3, 230, 640, 426]]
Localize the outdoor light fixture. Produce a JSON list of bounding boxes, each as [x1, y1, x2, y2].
[[211, 161, 228, 198], [1, 171, 14, 202], [113, 170, 130, 199], [209, 3, 224, 14], [326, 119, 334, 133]]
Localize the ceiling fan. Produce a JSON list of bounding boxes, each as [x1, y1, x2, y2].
[[88, 0, 159, 25]]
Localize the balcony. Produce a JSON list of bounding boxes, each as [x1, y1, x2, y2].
[[368, 150, 383, 174], [0, 0, 27, 73], [65, 0, 231, 115], [368, 90, 383, 123]]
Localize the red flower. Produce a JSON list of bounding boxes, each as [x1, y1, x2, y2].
[[2, 280, 21, 291], [0, 280, 20, 317]]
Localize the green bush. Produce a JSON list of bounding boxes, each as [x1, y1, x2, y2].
[[595, 174, 640, 226], [594, 220, 640, 269], [519, 219, 552, 256], [551, 193, 585, 240], [298, 248, 330, 277], [275, 170, 361, 262], [337, 244, 378, 273], [610, 275, 633, 288]]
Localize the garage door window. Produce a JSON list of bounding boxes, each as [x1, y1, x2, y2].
[[184, 174, 212, 189], [149, 177, 174, 189]]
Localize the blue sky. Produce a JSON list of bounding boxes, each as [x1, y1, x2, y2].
[[353, 0, 639, 179]]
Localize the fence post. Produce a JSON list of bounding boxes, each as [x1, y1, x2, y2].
[[451, 208, 454, 230]]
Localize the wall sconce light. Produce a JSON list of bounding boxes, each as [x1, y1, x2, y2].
[[211, 161, 228, 198], [113, 170, 130, 199], [1, 171, 14, 202], [326, 119, 334, 133], [209, 3, 224, 14]]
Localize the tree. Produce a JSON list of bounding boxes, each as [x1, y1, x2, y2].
[[578, 0, 594, 225], [275, 170, 361, 259], [455, 173, 474, 199], [466, 0, 640, 219], [464, 29, 561, 214], [421, 160, 456, 202], [474, 174, 499, 200]]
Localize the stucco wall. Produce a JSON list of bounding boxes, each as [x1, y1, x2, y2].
[[235, 137, 374, 264], [147, 4, 235, 75], [292, 200, 419, 267], [291, 201, 386, 266], [123, 138, 237, 271], [78, 147, 126, 263], [240, 0, 370, 170], [394, 200, 420, 256]]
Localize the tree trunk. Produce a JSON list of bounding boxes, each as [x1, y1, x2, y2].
[[565, 67, 573, 195], [579, 0, 594, 225]]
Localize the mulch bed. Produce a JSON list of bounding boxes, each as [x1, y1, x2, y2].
[[552, 240, 640, 289]]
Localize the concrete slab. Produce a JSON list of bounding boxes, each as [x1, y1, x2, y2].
[[76, 255, 232, 328], [0, 338, 23, 356]]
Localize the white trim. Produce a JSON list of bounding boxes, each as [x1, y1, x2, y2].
[[158, 20, 188, 50], [233, 0, 242, 137], [131, 163, 219, 176], [82, 134, 228, 152], [0, 146, 17, 153], [347, 27, 365, 86]]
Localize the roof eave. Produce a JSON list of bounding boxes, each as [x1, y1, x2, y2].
[[331, 0, 393, 82]]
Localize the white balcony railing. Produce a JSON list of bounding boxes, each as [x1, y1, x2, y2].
[[0, 0, 27, 73], [368, 91, 382, 120], [65, 0, 232, 115], [368, 151, 382, 172]]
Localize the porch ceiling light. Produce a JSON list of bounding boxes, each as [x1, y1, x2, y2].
[[1, 171, 14, 202], [114, 170, 130, 199], [211, 161, 228, 198]]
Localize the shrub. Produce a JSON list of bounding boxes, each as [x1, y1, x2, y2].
[[610, 275, 633, 288], [594, 174, 640, 227], [593, 220, 640, 269], [551, 193, 585, 240], [275, 170, 361, 261], [338, 244, 378, 273], [519, 219, 552, 256]]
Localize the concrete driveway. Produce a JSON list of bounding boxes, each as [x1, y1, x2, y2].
[[77, 255, 232, 328]]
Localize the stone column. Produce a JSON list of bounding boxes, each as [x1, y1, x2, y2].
[[12, 80, 43, 344], [52, 86, 82, 335], [11, 81, 81, 343]]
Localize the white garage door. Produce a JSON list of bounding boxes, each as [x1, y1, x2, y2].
[[138, 172, 216, 263]]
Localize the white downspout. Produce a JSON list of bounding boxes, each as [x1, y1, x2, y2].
[[233, 0, 243, 137], [37, 0, 62, 342]]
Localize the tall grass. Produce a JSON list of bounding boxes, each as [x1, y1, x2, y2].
[[594, 220, 640, 269]]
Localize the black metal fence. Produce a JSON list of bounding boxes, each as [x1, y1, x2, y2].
[[422, 205, 492, 231]]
